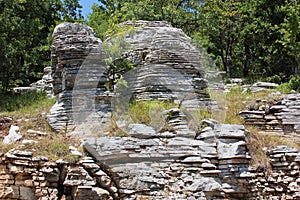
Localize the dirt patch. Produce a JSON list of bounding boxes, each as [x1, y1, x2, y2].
[[0, 117, 12, 139]]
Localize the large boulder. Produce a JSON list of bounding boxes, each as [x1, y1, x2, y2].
[[109, 20, 217, 110], [47, 22, 112, 134]]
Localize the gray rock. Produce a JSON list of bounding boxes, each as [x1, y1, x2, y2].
[[111, 20, 218, 111], [47, 22, 111, 134], [127, 123, 156, 139], [252, 82, 279, 88], [187, 177, 221, 192], [3, 125, 22, 144], [13, 87, 37, 94]]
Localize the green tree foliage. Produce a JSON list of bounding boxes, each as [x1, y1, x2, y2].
[[89, 0, 299, 82], [195, 0, 299, 80], [0, 0, 82, 92], [88, 0, 203, 39]]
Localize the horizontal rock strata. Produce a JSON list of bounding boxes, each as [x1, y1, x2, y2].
[[83, 122, 252, 199], [1, 125, 299, 199], [109, 20, 218, 111], [47, 22, 112, 134], [0, 150, 116, 200], [240, 93, 300, 134], [249, 146, 300, 199]]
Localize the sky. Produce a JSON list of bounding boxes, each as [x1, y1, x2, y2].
[[79, 0, 99, 19]]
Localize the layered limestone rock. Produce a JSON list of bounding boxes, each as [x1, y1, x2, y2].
[[47, 22, 112, 134], [1, 123, 299, 199], [13, 66, 53, 97], [110, 20, 217, 110], [30, 66, 54, 98], [249, 146, 300, 199], [240, 93, 300, 134], [47, 21, 217, 134], [0, 150, 116, 200], [83, 120, 253, 199]]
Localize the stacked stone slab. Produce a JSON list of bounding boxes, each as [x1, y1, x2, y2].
[[0, 150, 115, 199], [240, 93, 300, 134], [1, 132, 299, 199], [47, 22, 112, 134], [82, 120, 252, 199], [110, 20, 217, 111], [13, 66, 53, 97], [249, 146, 300, 199], [30, 66, 54, 98]]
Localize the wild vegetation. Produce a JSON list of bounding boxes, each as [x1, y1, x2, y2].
[[0, 92, 80, 161], [89, 0, 299, 82], [0, 0, 299, 92], [0, 0, 82, 92]]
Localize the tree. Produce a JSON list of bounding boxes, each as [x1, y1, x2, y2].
[[88, 0, 203, 38], [0, 0, 82, 92], [195, 0, 299, 80], [89, 0, 299, 81]]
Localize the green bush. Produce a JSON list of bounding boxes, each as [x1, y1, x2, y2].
[[277, 75, 300, 94]]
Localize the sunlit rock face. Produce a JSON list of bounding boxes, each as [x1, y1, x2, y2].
[[47, 22, 111, 134], [47, 21, 217, 134], [109, 20, 217, 110]]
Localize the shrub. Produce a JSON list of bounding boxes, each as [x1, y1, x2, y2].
[[277, 75, 300, 93]]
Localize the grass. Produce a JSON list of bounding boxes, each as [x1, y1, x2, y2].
[[0, 91, 80, 163], [247, 126, 299, 171], [0, 88, 299, 168], [0, 91, 56, 136], [0, 91, 53, 113], [218, 87, 299, 169], [129, 100, 178, 129], [19, 133, 81, 162]]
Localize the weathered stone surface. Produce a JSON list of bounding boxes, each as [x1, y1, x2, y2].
[[3, 125, 22, 144], [83, 122, 252, 199], [31, 66, 54, 98], [127, 123, 156, 138], [240, 93, 300, 134], [250, 145, 300, 199], [47, 22, 111, 134], [0, 135, 299, 199], [47, 21, 218, 135], [0, 150, 115, 200], [111, 20, 217, 111]]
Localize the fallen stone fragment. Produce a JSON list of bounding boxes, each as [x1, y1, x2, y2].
[[3, 125, 22, 144]]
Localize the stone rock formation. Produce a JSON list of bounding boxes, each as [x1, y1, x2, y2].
[[240, 93, 300, 134], [47, 21, 217, 134], [82, 119, 253, 199], [47, 22, 112, 134], [1, 141, 299, 199], [13, 66, 53, 97], [30, 66, 54, 97], [109, 20, 217, 111]]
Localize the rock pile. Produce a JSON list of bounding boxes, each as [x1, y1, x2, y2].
[[13, 66, 53, 97], [240, 93, 300, 134], [30, 66, 54, 98], [0, 150, 116, 199], [249, 146, 300, 199], [1, 121, 299, 199], [47, 21, 217, 134], [82, 119, 252, 199]]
